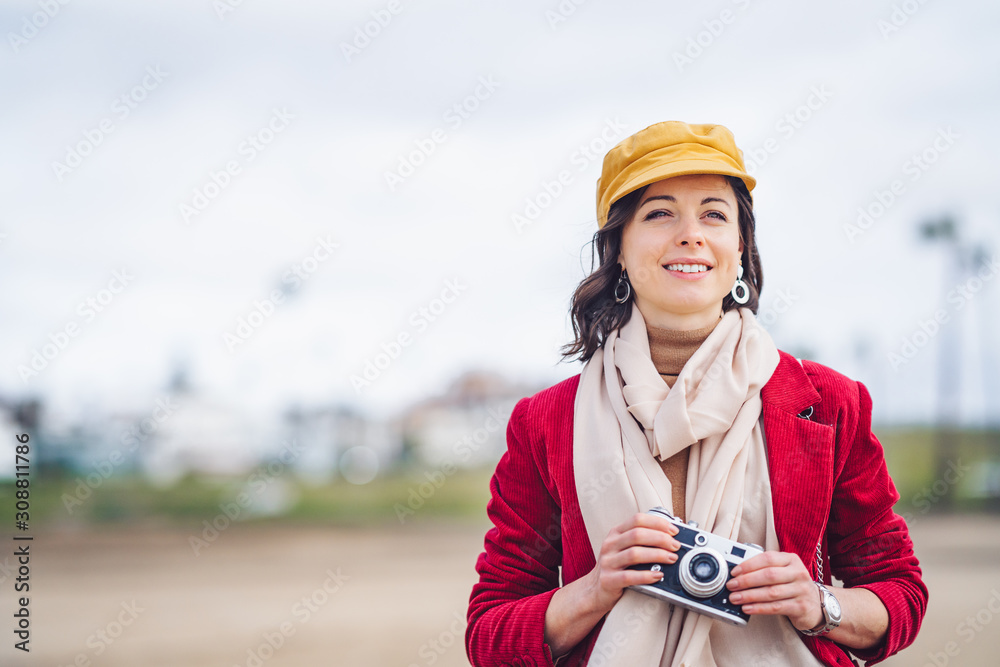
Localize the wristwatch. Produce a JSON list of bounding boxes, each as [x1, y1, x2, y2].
[[801, 583, 842, 636]]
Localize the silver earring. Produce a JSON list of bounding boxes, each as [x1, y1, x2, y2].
[[731, 265, 750, 305], [614, 269, 631, 304]]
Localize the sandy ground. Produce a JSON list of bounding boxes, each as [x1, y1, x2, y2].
[[3, 515, 999, 666]]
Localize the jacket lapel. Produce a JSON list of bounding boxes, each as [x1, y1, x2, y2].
[[761, 352, 835, 572]]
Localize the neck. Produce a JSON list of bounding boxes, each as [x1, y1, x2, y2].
[[634, 300, 723, 331], [647, 320, 720, 384]]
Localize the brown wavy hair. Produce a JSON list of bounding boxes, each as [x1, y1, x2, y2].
[[561, 176, 762, 363]]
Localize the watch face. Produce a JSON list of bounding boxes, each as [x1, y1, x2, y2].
[[826, 592, 842, 620]]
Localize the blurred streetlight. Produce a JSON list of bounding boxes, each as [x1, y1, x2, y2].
[[918, 216, 990, 510]]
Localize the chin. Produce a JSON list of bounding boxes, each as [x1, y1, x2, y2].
[[662, 296, 723, 315]]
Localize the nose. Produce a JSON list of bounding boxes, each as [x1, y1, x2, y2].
[[675, 215, 705, 247]]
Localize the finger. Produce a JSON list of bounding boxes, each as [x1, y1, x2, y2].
[[740, 591, 820, 623], [601, 566, 667, 592], [604, 545, 678, 570], [729, 551, 792, 577], [727, 565, 797, 592], [617, 526, 682, 551], [618, 512, 680, 536], [728, 581, 802, 605], [603, 526, 680, 558], [741, 598, 808, 616], [729, 559, 811, 593]]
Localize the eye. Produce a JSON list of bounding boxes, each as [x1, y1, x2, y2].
[[705, 211, 728, 221], [643, 208, 671, 221]]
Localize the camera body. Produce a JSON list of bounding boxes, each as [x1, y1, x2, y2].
[[628, 507, 764, 626]]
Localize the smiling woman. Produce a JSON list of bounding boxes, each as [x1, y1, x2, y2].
[[466, 121, 927, 667]]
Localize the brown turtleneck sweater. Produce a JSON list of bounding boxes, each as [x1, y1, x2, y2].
[[645, 320, 719, 521]]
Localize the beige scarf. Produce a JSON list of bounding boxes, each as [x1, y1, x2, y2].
[[573, 303, 780, 666]]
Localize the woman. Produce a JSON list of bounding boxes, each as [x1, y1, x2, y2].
[[466, 121, 927, 667]]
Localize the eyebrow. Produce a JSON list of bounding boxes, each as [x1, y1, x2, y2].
[[639, 195, 733, 208]]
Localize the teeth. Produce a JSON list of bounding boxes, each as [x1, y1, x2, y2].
[[666, 264, 710, 273]]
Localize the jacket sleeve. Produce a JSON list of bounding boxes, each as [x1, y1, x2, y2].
[[466, 395, 564, 667], [825, 380, 928, 664]]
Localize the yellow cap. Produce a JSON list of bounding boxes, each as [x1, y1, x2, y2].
[[595, 121, 756, 228]]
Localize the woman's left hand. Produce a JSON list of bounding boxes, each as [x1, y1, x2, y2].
[[725, 551, 822, 632]]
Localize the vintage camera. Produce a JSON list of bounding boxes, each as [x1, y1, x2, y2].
[[628, 507, 764, 626]]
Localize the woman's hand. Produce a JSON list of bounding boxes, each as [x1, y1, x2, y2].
[[725, 551, 822, 631], [586, 511, 683, 612], [726, 551, 889, 649], [544, 512, 681, 657]]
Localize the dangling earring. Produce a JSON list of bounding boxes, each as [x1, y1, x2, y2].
[[731, 264, 750, 305], [614, 269, 632, 304]]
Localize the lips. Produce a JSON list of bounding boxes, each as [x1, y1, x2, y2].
[[661, 258, 715, 282], [664, 263, 710, 273]]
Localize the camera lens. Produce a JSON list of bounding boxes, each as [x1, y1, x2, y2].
[[690, 554, 719, 581], [678, 547, 727, 598]]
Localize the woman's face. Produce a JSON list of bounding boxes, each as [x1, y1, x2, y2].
[[618, 174, 743, 331]]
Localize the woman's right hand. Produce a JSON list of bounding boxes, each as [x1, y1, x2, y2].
[[585, 512, 682, 614], [544, 512, 681, 657]]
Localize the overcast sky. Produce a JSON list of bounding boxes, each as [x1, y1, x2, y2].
[[2, 0, 999, 426]]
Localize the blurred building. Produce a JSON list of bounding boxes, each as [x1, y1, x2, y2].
[[400, 370, 535, 469], [284, 404, 401, 484]]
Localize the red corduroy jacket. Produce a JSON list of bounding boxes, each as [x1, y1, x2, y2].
[[467, 352, 928, 667]]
